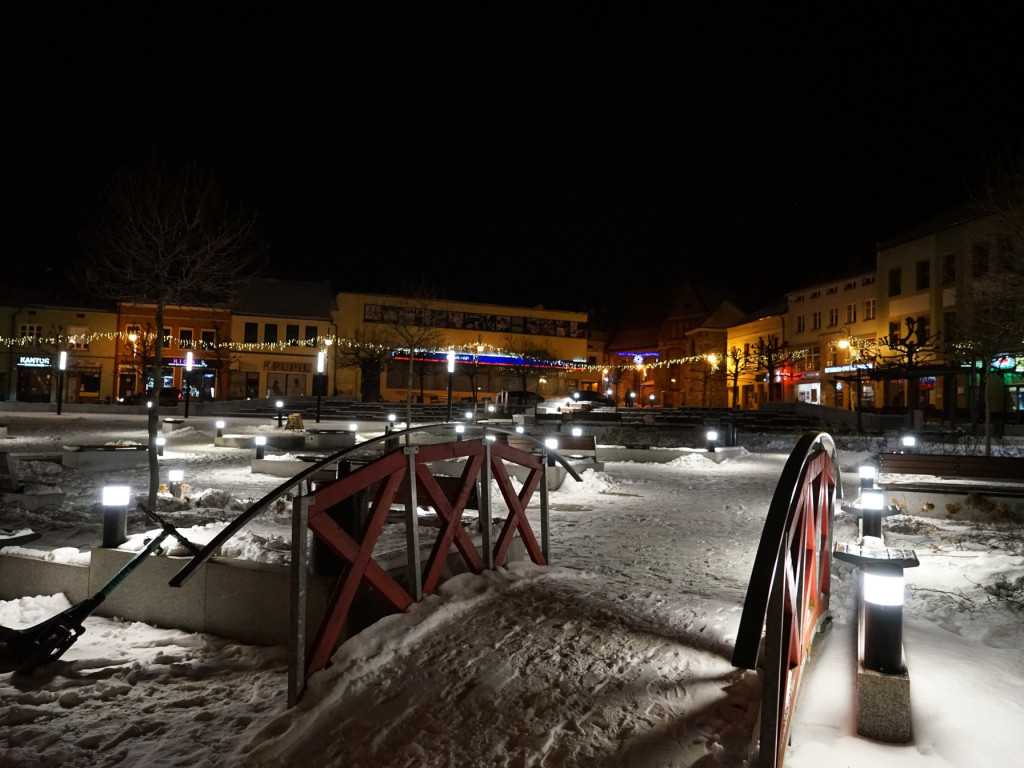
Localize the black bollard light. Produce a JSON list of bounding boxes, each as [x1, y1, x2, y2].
[[156, 436, 166, 457], [275, 400, 284, 428], [706, 429, 718, 453], [101, 482, 130, 547], [254, 435, 266, 460], [216, 420, 225, 439], [862, 564, 907, 674]]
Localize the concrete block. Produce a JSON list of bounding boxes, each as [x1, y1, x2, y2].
[[856, 596, 913, 743], [0, 554, 90, 604], [1, 489, 65, 511], [162, 418, 186, 432], [62, 447, 149, 472], [304, 430, 356, 451], [89, 547, 208, 633]]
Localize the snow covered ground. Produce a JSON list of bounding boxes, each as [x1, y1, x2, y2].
[[1, 411, 1022, 767]]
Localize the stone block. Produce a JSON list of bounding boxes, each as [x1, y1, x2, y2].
[[0, 554, 90, 603]]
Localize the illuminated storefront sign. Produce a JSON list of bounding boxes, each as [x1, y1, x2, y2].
[[17, 355, 51, 368], [823, 362, 874, 374]]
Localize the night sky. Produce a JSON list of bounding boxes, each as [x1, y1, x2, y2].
[[4, 5, 1024, 317]]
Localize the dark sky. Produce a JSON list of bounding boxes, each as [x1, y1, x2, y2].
[[4, 5, 1024, 317]]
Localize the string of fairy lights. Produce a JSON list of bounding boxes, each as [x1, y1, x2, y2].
[[1, 328, 910, 373]]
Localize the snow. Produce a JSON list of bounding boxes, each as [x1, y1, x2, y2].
[[1, 411, 1022, 767]]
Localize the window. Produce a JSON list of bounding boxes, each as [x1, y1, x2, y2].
[[810, 290, 820, 299], [264, 324, 278, 344], [305, 325, 319, 347], [286, 324, 300, 346], [178, 328, 193, 349], [796, 315, 805, 333], [19, 324, 42, 345], [864, 299, 876, 321], [811, 311, 822, 330], [806, 346, 820, 372], [827, 286, 838, 295], [163, 327, 172, 346], [942, 253, 956, 284], [916, 260, 930, 291], [827, 308, 839, 327], [862, 276, 875, 286], [201, 329, 216, 350], [888, 267, 901, 296], [244, 323, 258, 344], [889, 322, 902, 341], [67, 326, 89, 350], [846, 304, 857, 324]]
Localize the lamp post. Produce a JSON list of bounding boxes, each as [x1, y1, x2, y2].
[[275, 400, 284, 428], [316, 349, 325, 424], [101, 482, 130, 547], [446, 349, 455, 422], [57, 350, 67, 415], [184, 351, 193, 419], [474, 340, 484, 414]]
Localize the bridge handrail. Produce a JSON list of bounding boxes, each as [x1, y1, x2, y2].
[[169, 423, 581, 588]]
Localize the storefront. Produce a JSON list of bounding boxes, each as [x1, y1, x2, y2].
[[15, 354, 53, 403]]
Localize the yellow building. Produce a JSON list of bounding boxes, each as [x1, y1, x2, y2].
[[0, 291, 118, 404], [333, 292, 590, 403]]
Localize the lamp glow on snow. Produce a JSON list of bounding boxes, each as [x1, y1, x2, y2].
[[101, 482, 130, 547], [156, 435, 166, 457], [168, 469, 184, 499], [706, 429, 718, 453], [254, 435, 267, 460], [215, 420, 225, 438], [859, 463, 877, 489]]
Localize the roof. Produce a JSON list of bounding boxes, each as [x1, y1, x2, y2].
[[876, 203, 988, 251], [231, 278, 336, 319]]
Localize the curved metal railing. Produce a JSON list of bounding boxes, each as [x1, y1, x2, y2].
[[733, 431, 842, 768]]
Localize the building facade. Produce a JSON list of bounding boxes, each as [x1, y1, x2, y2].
[[333, 292, 591, 404]]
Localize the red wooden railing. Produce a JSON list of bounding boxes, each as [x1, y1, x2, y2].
[[733, 432, 841, 768]]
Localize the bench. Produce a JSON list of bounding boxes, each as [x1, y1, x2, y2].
[[879, 453, 1024, 484], [877, 452, 1024, 520]]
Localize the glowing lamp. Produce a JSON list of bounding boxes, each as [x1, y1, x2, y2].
[[156, 436, 166, 456], [255, 435, 267, 460], [101, 482, 130, 547], [706, 429, 718, 453]]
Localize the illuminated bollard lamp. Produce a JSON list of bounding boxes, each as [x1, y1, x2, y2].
[[155, 436, 166, 457], [101, 483, 130, 547], [835, 543, 920, 674], [705, 429, 718, 453], [254, 435, 267, 460], [856, 486, 898, 539]]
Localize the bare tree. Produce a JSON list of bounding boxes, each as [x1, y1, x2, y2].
[[868, 316, 942, 419], [725, 345, 753, 408], [336, 328, 396, 403], [383, 287, 447, 425], [76, 158, 263, 513], [959, 155, 1024, 451], [498, 334, 556, 393], [749, 335, 793, 403]]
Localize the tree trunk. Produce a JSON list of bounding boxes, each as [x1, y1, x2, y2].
[[148, 302, 165, 513]]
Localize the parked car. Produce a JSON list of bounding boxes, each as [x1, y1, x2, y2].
[[120, 388, 182, 406], [536, 390, 616, 413]]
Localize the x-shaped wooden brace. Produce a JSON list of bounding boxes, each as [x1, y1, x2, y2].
[[487, 444, 545, 566], [416, 453, 486, 593], [306, 454, 414, 673]]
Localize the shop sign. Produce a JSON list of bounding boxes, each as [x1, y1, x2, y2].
[[17, 355, 51, 368]]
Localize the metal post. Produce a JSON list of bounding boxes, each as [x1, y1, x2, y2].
[[539, 452, 551, 563], [288, 491, 310, 708], [404, 447, 422, 602], [57, 350, 67, 415], [446, 349, 455, 422], [481, 439, 493, 569], [184, 351, 193, 419]]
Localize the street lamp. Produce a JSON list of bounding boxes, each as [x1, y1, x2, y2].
[[184, 351, 193, 419], [316, 349, 325, 424], [57, 350, 67, 415], [447, 348, 456, 422]]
